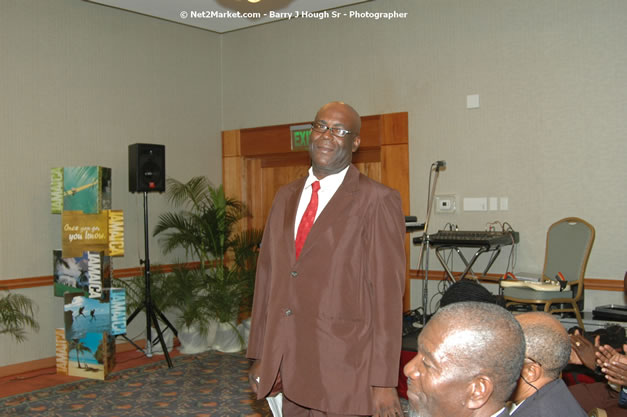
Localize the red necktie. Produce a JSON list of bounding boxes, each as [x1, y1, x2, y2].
[[295, 181, 320, 259]]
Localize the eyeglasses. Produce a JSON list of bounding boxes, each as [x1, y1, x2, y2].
[[311, 121, 353, 138]]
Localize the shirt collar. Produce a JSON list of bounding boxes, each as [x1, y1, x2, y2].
[[490, 407, 507, 417], [305, 165, 350, 190]]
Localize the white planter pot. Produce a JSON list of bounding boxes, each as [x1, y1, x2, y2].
[[205, 319, 219, 347], [211, 321, 245, 353], [240, 317, 251, 346], [178, 324, 210, 354]]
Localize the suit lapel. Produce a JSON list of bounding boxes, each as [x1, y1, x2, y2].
[[297, 165, 360, 260], [284, 177, 306, 262]]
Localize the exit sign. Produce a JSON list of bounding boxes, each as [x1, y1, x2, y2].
[[290, 124, 312, 151]]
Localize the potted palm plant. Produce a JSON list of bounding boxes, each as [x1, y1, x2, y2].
[[0, 289, 40, 343], [153, 176, 262, 353]]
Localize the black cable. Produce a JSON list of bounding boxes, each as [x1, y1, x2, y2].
[[503, 222, 517, 273], [520, 374, 539, 392]]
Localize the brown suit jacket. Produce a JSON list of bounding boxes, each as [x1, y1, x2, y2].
[[247, 165, 406, 415]]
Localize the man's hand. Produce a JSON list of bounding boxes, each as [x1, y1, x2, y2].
[[248, 359, 261, 394], [248, 360, 282, 396], [570, 334, 599, 370], [597, 344, 627, 386], [371, 387, 403, 417]]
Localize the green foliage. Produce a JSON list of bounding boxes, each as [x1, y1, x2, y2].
[[0, 289, 40, 343], [153, 177, 262, 324], [113, 267, 174, 316], [230, 228, 264, 313], [161, 265, 212, 334]]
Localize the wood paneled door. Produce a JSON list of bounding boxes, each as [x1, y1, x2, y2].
[[222, 112, 412, 309]]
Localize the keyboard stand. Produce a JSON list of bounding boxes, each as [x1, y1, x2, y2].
[[433, 244, 503, 282]]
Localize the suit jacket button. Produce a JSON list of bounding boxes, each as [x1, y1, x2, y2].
[[285, 309, 292, 316], [290, 271, 298, 277]]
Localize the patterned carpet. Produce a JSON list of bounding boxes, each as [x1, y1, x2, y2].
[[0, 351, 271, 417]]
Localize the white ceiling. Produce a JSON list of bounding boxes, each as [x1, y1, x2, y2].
[[86, 0, 373, 34]]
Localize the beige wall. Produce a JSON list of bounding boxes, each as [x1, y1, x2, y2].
[[220, 0, 627, 306], [2, 0, 627, 367], [0, 0, 222, 366]]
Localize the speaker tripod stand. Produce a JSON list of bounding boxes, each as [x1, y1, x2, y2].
[[123, 192, 177, 368]]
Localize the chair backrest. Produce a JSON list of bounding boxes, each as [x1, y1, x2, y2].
[[588, 408, 608, 417], [542, 217, 595, 299]]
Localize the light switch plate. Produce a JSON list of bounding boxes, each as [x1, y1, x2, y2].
[[489, 197, 498, 211], [466, 94, 480, 109], [463, 197, 487, 211], [500, 197, 509, 211]]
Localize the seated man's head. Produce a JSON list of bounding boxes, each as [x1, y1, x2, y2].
[[510, 312, 571, 403], [404, 301, 525, 417], [439, 279, 502, 308]]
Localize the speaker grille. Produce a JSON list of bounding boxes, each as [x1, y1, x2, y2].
[[128, 143, 165, 193]]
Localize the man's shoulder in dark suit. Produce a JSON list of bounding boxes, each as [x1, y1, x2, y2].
[[511, 379, 588, 417]]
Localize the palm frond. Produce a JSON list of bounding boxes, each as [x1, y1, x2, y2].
[[165, 177, 211, 211], [153, 212, 207, 259], [231, 229, 263, 266], [0, 291, 40, 343]]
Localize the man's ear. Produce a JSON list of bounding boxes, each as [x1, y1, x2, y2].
[[351, 135, 361, 152], [522, 361, 542, 383], [465, 375, 494, 409]]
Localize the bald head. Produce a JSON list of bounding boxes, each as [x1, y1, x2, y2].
[[432, 302, 526, 402], [516, 312, 570, 379], [315, 101, 361, 135]]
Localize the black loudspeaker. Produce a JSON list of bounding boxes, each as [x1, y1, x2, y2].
[[128, 143, 165, 193]]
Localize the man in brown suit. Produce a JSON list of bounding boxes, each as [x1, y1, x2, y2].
[[247, 102, 406, 417]]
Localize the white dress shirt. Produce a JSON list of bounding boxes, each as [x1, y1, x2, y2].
[[294, 166, 349, 239]]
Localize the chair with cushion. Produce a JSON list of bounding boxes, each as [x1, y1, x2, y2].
[[588, 408, 608, 417], [500, 217, 595, 329]]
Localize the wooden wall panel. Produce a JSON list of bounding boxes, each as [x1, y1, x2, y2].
[[240, 123, 308, 156], [353, 148, 380, 165], [223, 157, 243, 203], [222, 130, 241, 157], [260, 165, 309, 227], [379, 117, 410, 309], [381, 144, 410, 214], [381, 112, 409, 146], [260, 152, 310, 168], [245, 159, 263, 230], [358, 115, 382, 149], [353, 161, 381, 182]]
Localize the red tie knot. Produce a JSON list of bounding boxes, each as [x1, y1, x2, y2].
[[312, 181, 320, 193]]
